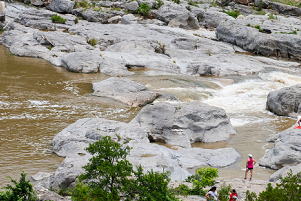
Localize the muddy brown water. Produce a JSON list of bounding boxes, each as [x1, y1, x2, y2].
[[0, 44, 298, 187]]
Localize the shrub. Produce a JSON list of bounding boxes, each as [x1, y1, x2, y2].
[[245, 170, 301, 201], [0, 171, 37, 201], [255, 25, 263, 32], [288, 30, 297, 35], [172, 0, 181, 4], [136, 3, 150, 17], [186, 167, 219, 195], [223, 10, 241, 19], [170, 184, 191, 196], [50, 14, 66, 24], [186, 6, 191, 11], [72, 136, 178, 201], [0, 27, 3, 32], [152, 0, 164, 9], [218, 183, 232, 201], [268, 13, 277, 20], [87, 38, 98, 46]]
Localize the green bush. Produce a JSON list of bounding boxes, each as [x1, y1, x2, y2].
[[186, 167, 219, 195], [50, 14, 66, 24], [254, 25, 263, 32], [0, 171, 37, 201], [87, 38, 98, 46], [136, 3, 150, 17], [172, 0, 181, 4], [186, 6, 191, 11], [152, 0, 164, 9], [72, 136, 178, 201], [288, 30, 297, 35], [223, 10, 241, 19], [218, 183, 232, 201], [170, 184, 191, 196], [245, 170, 301, 201]]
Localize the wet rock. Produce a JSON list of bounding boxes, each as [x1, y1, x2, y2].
[[92, 77, 160, 107], [121, 14, 138, 24], [260, 128, 301, 169], [130, 101, 236, 148], [269, 163, 301, 182], [31, 172, 51, 181], [266, 84, 301, 117], [269, 2, 301, 16], [156, 3, 200, 29], [47, 0, 75, 13]]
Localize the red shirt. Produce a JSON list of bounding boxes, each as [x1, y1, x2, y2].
[[230, 193, 237, 201]]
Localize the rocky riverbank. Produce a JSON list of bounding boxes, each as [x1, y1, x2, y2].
[[1, 0, 301, 199]]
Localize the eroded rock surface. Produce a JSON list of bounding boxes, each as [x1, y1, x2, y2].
[[260, 128, 301, 170], [92, 77, 160, 107], [266, 84, 301, 117], [130, 101, 236, 148]]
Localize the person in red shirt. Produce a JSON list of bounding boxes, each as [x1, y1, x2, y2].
[[228, 189, 237, 201]]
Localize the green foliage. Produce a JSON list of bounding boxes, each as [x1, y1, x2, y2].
[[87, 38, 98, 46], [0, 27, 3, 33], [172, 0, 181, 4], [188, 1, 199, 7], [155, 41, 166, 55], [72, 136, 178, 201], [136, 3, 150, 17], [0, 171, 37, 201], [247, 23, 251, 26], [245, 170, 301, 201], [170, 184, 191, 196], [267, 13, 277, 20], [254, 25, 263, 32], [152, 0, 164, 9], [288, 30, 297, 34], [218, 183, 231, 201], [50, 14, 66, 24], [124, 165, 178, 200], [186, 167, 218, 195], [222, 10, 241, 19], [269, 0, 301, 7], [78, 136, 133, 200], [186, 6, 191, 11]]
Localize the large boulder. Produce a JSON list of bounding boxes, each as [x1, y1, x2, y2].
[[130, 101, 236, 148], [156, 3, 200, 30], [260, 128, 301, 170], [92, 77, 160, 107], [216, 19, 301, 61], [269, 2, 301, 17], [47, 0, 75, 13], [269, 163, 301, 182], [266, 84, 301, 117]]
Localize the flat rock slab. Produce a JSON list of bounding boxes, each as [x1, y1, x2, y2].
[[92, 77, 160, 107], [130, 101, 236, 148], [266, 84, 301, 117], [269, 163, 301, 182], [260, 128, 301, 170]]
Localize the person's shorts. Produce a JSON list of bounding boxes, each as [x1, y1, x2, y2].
[[248, 168, 253, 170]]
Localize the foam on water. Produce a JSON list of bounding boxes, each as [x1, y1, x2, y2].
[[259, 71, 301, 86]]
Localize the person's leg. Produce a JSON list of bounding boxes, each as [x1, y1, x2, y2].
[[245, 169, 249, 179], [250, 169, 253, 180]]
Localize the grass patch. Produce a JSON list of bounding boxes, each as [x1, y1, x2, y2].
[[288, 30, 297, 34], [50, 14, 66, 24], [74, 0, 89, 8], [136, 3, 150, 17], [188, 1, 199, 7], [268, 13, 277, 19], [222, 9, 241, 19], [172, 0, 181, 4], [254, 10, 266, 15], [186, 6, 191, 11], [152, 0, 164, 9], [255, 24, 263, 32]]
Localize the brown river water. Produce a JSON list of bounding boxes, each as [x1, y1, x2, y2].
[[0, 44, 299, 187]]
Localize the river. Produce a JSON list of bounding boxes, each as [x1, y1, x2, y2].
[[0, 44, 298, 187]]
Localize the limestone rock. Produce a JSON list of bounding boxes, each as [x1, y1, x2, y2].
[[156, 3, 200, 30], [260, 128, 301, 169], [269, 163, 301, 182], [121, 14, 138, 24], [108, 15, 122, 24], [124, 1, 138, 12], [130, 101, 236, 148], [31, 172, 51, 181], [47, 0, 75, 13], [92, 77, 160, 107], [266, 84, 301, 117], [269, 2, 301, 16], [31, 0, 44, 6], [34, 185, 70, 201]]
